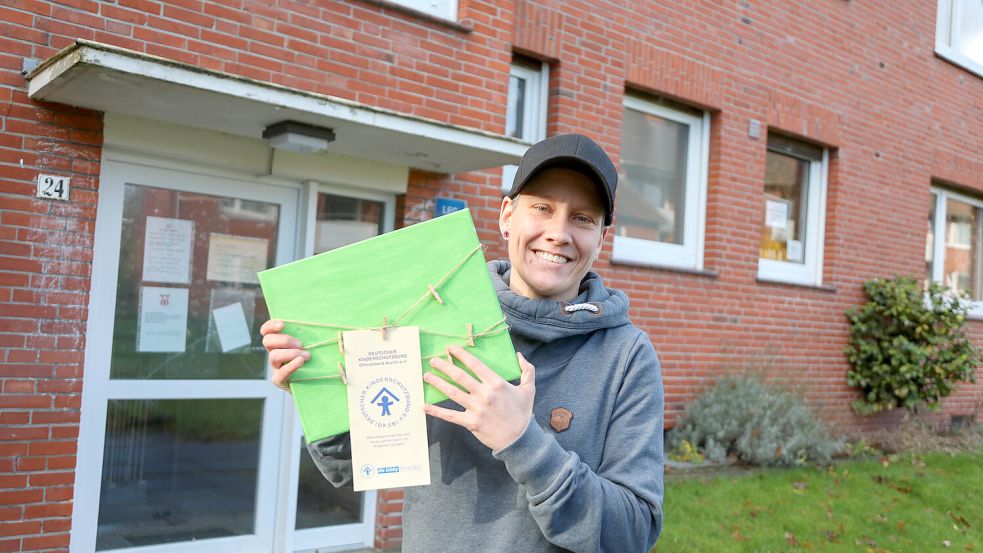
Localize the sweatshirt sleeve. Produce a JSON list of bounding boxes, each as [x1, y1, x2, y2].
[[493, 332, 665, 552], [305, 433, 354, 488]]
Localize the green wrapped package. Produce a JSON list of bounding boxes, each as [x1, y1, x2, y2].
[[257, 209, 519, 442]]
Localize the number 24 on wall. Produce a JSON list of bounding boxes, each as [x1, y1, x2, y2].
[[36, 174, 70, 201]]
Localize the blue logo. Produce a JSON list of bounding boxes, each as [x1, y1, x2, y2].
[[359, 377, 411, 429], [360, 464, 374, 478], [370, 387, 401, 416]]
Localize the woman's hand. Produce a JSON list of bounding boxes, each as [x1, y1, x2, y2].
[[260, 319, 310, 393], [423, 346, 536, 452]]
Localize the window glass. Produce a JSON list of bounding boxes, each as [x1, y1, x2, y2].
[[619, 107, 690, 244], [502, 61, 548, 193], [760, 150, 809, 263], [955, 0, 983, 65], [96, 399, 262, 549], [314, 193, 384, 254], [944, 197, 981, 299], [295, 440, 362, 529], [110, 185, 278, 380], [506, 74, 527, 139]]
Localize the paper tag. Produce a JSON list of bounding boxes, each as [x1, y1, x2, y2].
[[786, 239, 804, 262], [212, 302, 252, 352], [344, 327, 431, 491], [765, 199, 789, 229]]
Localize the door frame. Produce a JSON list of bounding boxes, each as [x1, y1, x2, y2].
[[73, 151, 382, 553]]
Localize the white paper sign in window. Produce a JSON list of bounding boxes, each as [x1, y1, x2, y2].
[[137, 286, 189, 352], [206, 233, 268, 284], [143, 216, 194, 284], [211, 302, 252, 353]]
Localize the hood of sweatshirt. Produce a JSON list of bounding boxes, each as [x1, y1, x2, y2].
[[487, 259, 631, 344]]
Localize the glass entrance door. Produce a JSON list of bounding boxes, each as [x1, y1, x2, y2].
[[76, 161, 297, 553]]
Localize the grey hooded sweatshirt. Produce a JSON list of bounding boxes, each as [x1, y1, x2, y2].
[[307, 260, 664, 552]]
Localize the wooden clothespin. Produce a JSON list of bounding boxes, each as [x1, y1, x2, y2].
[[428, 284, 444, 304], [337, 361, 348, 385], [466, 323, 474, 347], [381, 317, 389, 340], [337, 332, 344, 355]]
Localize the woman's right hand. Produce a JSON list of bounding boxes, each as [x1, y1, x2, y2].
[[261, 319, 310, 393]]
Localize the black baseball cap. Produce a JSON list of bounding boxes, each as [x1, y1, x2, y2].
[[507, 134, 618, 226]]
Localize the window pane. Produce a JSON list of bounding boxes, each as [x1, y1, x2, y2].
[[314, 193, 384, 254], [505, 74, 527, 139], [955, 0, 983, 66], [295, 440, 362, 529], [944, 198, 981, 299], [110, 185, 278, 380], [760, 150, 809, 263], [618, 107, 689, 244], [97, 399, 262, 550], [926, 194, 937, 286]]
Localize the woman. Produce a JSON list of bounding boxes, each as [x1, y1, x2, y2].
[[262, 134, 664, 552]]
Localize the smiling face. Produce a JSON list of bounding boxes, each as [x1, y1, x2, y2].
[[499, 167, 609, 302]]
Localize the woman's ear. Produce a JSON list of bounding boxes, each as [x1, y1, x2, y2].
[[499, 195, 515, 238], [593, 226, 609, 262]]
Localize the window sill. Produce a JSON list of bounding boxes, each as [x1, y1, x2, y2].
[[610, 258, 720, 279], [756, 276, 837, 293], [356, 0, 474, 33], [934, 46, 983, 81]]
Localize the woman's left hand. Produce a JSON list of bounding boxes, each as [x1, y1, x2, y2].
[[423, 346, 536, 452]]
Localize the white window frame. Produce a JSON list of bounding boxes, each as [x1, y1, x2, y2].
[[75, 151, 388, 553], [936, 0, 983, 78], [74, 157, 298, 553], [502, 60, 549, 193], [756, 139, 829, 287], [390, 0, 458, 22], [928, 187, 983, 319], [285, 181, 394, 552], [611, 96, 710, 271]]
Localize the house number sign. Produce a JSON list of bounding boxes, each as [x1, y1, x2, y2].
[[36, 174, 69, 201]]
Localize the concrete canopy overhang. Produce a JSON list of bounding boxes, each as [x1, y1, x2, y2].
[[26, 40, 527, 174]]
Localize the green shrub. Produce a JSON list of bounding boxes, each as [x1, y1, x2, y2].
[[845, 276, 980, 415], [669, 375, 844, 466]]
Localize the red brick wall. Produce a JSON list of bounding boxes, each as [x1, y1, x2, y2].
[[2, 0, 982, 551]]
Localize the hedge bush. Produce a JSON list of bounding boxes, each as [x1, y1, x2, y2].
[[845, 276, 980, 414], [669, 375, 843, 466]]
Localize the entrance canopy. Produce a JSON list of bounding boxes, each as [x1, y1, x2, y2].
[[27, 40, 526, 174]]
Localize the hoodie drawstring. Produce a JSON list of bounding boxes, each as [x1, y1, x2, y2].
[[564, 303, 599, 314]]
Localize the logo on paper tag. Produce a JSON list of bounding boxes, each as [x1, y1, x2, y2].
[[359, 378, 411, 427], [344, 326, 431, 492]]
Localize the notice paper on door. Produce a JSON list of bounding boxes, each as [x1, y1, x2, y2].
[[211, 302, 252, 352], [137, 286, 189, 352], [143, 216, 193, 284], [344, 326, 431, 491]]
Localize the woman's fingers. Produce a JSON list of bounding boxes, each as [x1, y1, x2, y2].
[[423, 370, 470, 407], [262, 332, 302, 353], [269, 347, 309, 369], [272, 354, 307, 393], [428, 354, 481, 393], [260, 319, 285, 336], [446, 345, 498, 383]]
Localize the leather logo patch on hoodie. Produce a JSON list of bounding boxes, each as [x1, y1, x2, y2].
[[550, 407, 573, 433]]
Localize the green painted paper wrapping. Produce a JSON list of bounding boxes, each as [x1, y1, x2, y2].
[[257, 209, 519, 442]]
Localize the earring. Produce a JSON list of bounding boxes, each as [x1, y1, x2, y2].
[[503, 230, 510, 239]]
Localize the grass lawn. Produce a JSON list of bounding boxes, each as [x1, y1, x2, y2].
[[656, 448, 982, 552]]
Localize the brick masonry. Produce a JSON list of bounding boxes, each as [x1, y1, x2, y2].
[[1, 0, 982, 551]]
